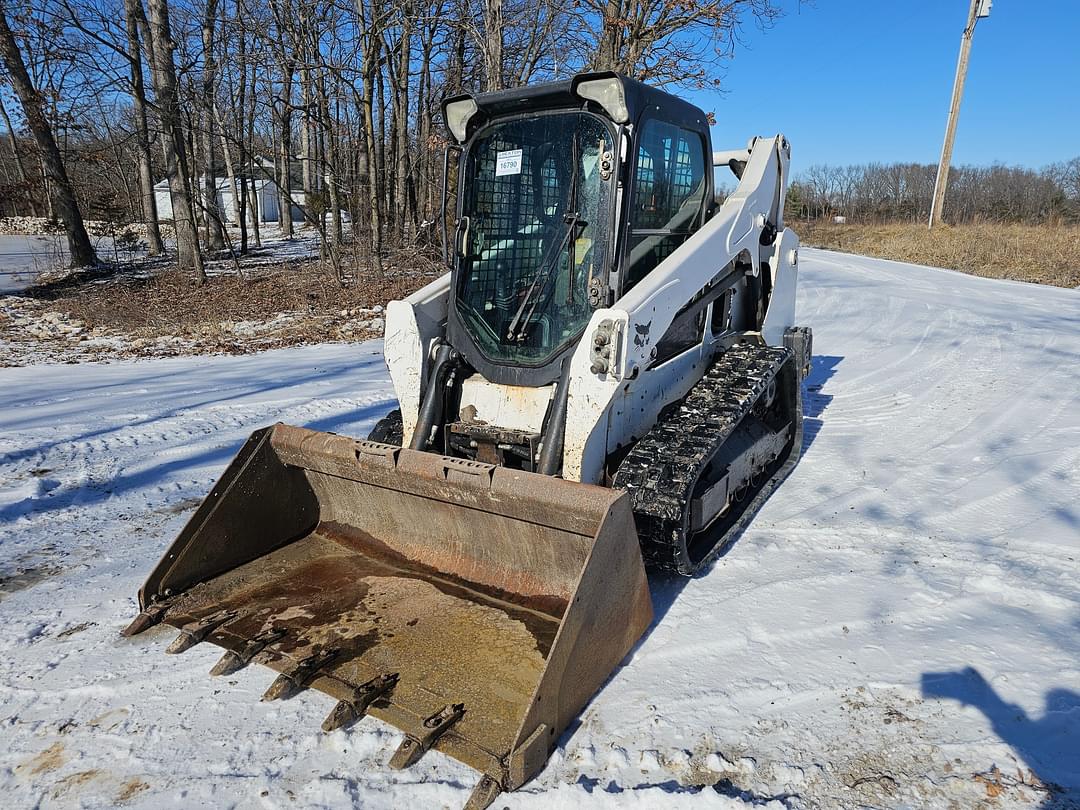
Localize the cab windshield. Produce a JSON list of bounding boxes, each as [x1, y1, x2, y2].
[[455, 113, 613, 365]]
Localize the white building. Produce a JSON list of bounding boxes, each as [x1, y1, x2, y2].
[[153, 158, 306, 226]]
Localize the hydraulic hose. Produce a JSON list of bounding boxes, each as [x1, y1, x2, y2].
[[409, 343, 457, 451], [537, 359, 572, 476]]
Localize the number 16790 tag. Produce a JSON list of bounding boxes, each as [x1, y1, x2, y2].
[[495, 149, 523, 176]]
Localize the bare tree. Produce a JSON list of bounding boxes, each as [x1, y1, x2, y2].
[[268, 0, 295, 238], [589, 0, 781, 86], [355, 0, 385, 269], [122, 0, 165, 255], [200, 0, 227, 250], [0, 0, 96, 265], [480, 0, 503, 90], [145, 0, 205, 282]]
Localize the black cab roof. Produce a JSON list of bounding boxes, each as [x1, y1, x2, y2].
[[443, 72, 709, 142]]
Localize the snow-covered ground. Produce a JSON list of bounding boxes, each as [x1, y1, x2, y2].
[[0, 249, 1077, 809], [0, 234, 151, 294], [0, 235, 70, 293], [0, 225, 329, 294]]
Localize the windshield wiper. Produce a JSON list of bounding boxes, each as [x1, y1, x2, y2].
[[506, 212, 584, 342], [506, 133, 584, 344]]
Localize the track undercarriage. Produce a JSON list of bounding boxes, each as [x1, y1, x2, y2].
[[615, 338, 804, 574]]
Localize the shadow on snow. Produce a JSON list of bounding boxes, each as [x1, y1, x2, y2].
[[922, 666, 1080, 808]]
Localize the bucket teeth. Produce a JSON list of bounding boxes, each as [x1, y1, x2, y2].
[[464, 775, 503, 810], [321, 673, 399, 732], [166, 609, 238, 654], [121, 599, 173, 637], [262, 647, 340, 702], [210, 626, 286, 677], [388, 703, 465, 770]]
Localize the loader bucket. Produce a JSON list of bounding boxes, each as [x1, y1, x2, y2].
[[125, 423, 652, 807]]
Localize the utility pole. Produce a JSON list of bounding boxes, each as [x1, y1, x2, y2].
[[928, 0, 992, 229]]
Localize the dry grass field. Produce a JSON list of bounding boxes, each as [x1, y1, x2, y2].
[[799, 221, 1080, 288]]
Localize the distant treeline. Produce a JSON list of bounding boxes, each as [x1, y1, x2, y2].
[[787, 159, 1080, 225]]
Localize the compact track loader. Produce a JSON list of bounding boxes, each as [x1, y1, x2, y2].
[[125, 72, 811, 809]]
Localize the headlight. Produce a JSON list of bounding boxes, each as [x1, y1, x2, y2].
[[444, 97, 478, 143], [573, 76, 629, 124]]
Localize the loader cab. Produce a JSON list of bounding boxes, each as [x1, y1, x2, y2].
[[442, 73, 713, 388]]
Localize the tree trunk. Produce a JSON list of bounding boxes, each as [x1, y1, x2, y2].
[[416, 29, 430, 223], [122, 0, 165, 255], [215, 105, 241, 225], [362, 69, 382, 270], [232, 0, 247, 252], [145, 0, 205, 283], [300, 67, 314, 222], [238, 170, 248, 253], [375, 63, 387, 237], [0, 4, 95, 266], [201, 0, 226, 250], [314, 73, 342, 259], [246, 52, 261, 247], [482, 0, 503, 91], [355, 0, 382, 270], [276, 65, 294, 238], [596, 0, 624, 71], [394, 4, 412, 241]]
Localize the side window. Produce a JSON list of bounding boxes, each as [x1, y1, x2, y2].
[[623, 119, 707, 293]]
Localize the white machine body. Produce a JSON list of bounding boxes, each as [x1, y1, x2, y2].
[[384, 135, 800, 485]]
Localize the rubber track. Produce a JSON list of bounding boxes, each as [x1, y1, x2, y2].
[[613, 341, 794, 574]]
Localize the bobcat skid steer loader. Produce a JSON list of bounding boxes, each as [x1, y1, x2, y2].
[[124, 72, 812, 809]]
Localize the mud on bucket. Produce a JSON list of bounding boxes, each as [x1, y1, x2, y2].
[[125, 423, 652, 806]]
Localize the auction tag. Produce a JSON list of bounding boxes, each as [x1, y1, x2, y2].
[[495, 149, 523, 176]]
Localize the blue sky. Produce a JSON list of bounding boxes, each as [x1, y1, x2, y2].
[[688, 0, 1080, 172]]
